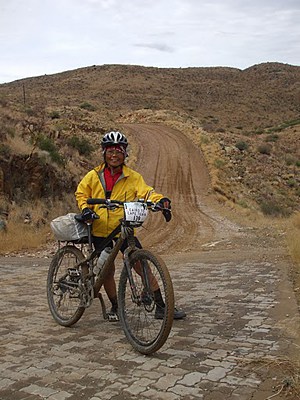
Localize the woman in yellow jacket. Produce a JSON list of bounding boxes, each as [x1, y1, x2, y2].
[[75, 131, 185, 321]]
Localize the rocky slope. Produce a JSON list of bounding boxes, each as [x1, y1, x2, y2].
[[0, 62, 299, 220]]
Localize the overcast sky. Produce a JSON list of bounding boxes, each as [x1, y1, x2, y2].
[[1, 0, 299, 83]]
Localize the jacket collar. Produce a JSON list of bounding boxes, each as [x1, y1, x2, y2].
[[98, 163, 130, 178]]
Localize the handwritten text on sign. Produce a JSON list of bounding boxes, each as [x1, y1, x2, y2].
[[124, 202, 148, 222]]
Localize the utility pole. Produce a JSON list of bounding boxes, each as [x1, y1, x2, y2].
[[22, 82, 26, 105]]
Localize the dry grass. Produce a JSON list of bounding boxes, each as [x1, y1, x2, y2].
[[0, 195, 77, 254], [0, 222, 51, 254], [286, 212, 300, 306], [241, 357, 300, 399], [7, 134, 33, 155], [287, 212, 300, 265]]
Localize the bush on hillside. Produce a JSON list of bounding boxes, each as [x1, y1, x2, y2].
[[79, 102, 96, 111], [37, 135, 64, 165], [67, 136, 94, 156], [235, 141, 249, 151]]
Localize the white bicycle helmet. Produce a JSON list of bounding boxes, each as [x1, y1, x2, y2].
[[101, 131, 128, 149]]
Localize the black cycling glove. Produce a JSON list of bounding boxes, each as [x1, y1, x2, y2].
[[158, 197, 171, 210], [157, 198, 172, 222], [162, 209, 172, 222], [81, 207, 96, 221]]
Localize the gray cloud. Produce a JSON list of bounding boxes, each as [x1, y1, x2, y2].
[[134, 43, 175, 53], [0, 0, 299, 83]]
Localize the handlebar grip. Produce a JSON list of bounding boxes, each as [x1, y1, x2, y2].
[[87, 198, 124, 206], [87, 198, 107, 205]]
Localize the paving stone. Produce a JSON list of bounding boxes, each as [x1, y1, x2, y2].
[[47, 391, 73, 400], [0, 254, 299, 400], [169, 383, 204, 397], [206, 367, 228, 382], [141, 388, 180, 399], [0, 378, 15, 389], [123, 377, 152, 395], [152, 373, 179, 390], [21, 384, 58, 397], [177, 371, 205, 386]]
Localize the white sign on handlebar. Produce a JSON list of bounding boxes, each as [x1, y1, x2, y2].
[[124, 202, 148, 223]]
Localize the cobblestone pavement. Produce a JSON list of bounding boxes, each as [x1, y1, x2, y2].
[[0, 246, 299, 400]]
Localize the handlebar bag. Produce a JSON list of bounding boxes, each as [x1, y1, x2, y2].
[[50, 213, 88, 241]]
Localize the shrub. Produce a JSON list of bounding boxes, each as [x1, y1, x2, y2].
[[266, 118, 300, 134], [55, 122, 70, 132], [67, 136, 93, 156], [79, 102, 96, 111], [37, 135, 64, 165], [287, 179, 296, 188], [214, 159, 226, 168], [8, 126, 16, 137], [237, 199, 248, 208], [49, 111, 60, 119], [259, 200, 288, 217], [37, 135, 56, 153], [265, 134, 279, 142], [254, 129, 264, 135], [285, 155, 296, 166], [235, 141, 248, 151], [257, 144, 272, 155], [24, 107, 39, 117], [50, 151, 65, 165], [0, 144, 11, 158]]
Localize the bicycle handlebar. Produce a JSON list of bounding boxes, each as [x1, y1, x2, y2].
[[87, 198, 155, 207], [86, 198, 171, 224], [86, 198, 170, 212], [87, 198, 122, 205]]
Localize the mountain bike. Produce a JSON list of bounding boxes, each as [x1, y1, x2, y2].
[[47, 199, 174, 354]]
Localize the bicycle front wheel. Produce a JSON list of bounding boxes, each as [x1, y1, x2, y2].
[[118, 249, 174, 355], [47, 245, 86, 327]]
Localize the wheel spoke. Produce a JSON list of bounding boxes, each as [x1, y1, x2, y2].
[[118, 249, 174, 354], [47, 246, 86, 326]]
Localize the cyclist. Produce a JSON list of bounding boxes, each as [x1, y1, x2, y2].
[[75, 131, 186, 321]]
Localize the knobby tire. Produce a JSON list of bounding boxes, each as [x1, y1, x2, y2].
[[47, 245, 86, 327], [118, 249, 174, 354]]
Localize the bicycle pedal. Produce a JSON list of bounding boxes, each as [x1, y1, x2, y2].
[[106, 313, 119, 322]]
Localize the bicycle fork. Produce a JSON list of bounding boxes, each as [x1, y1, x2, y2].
[[123, 249, 152, 305]]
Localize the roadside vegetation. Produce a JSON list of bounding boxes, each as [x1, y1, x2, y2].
[[287, 212, 300, 266], [286, 212, 300, 307], [0, 196, 76, 254], [243, 357, 300, 399]]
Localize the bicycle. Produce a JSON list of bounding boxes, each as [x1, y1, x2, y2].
[[47, 198, 175, 354]]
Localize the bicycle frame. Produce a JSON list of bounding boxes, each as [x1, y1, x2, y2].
[[70, 218, 144, 311]]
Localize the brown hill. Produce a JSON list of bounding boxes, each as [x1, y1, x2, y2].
[[1, 62, 299, 133], [0, 62, 299, 230]]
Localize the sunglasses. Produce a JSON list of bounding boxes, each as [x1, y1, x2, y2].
[[105, 148, 124, 156]]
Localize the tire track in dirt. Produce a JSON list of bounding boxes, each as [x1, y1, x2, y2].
[[122, 123, 231, 253]]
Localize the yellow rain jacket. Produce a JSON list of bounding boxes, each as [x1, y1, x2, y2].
[[75, 163, 164, 237]]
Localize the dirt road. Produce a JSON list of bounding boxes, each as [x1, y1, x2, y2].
[[0, 123, 299, 399], [124, 123, 240, 253], [123, 123, 273, 252]]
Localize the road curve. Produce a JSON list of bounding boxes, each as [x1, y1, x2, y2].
[[122, 123, 237, 253]]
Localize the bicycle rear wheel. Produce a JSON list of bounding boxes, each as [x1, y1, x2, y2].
[[118, 249, 174, 354], [47, 245, 86, 327]]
